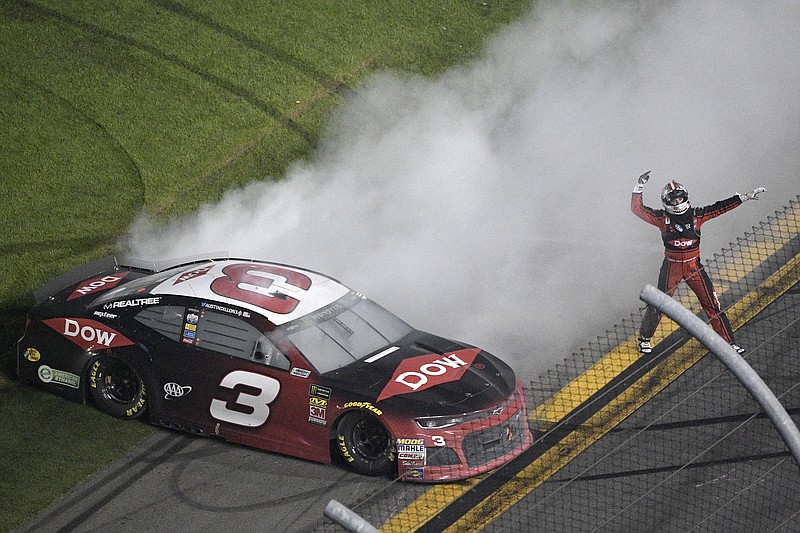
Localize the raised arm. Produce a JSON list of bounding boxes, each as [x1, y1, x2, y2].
[[631, 171, 661, 226]]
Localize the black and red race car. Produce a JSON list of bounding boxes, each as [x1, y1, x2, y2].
[[17, 255, 532, 482]]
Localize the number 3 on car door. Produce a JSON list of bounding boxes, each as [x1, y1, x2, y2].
[[209, 370, 280, 427]]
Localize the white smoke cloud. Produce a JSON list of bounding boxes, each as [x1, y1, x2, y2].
[[123, 0, 800, 374]]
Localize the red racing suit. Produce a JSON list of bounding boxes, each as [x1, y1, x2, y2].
[[631, 192, 743, 343]]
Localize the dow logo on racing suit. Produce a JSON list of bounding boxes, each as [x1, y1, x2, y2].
[[670, 239, 697, 248], [377, 348, 480, 402]]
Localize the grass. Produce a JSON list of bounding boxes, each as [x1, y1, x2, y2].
[[0, 1, 532, 530]]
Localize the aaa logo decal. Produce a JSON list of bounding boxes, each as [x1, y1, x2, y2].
[[164, 382, 193, 399], [377, 348, 480, 402], [44, 318, 135, 350]]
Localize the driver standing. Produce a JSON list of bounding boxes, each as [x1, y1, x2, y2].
[[631, 171, 765, 355]]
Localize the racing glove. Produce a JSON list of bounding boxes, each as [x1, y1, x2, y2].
[[633, 170, 650, 194], [738, 187, 766, 202]]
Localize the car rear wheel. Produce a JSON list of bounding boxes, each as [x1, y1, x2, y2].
[[335, 411, 395, 476], [88, 357, 147, 419]]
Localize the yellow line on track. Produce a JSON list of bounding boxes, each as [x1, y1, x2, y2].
[[446, 246, 800, 532], [379, 480, 479, 533], [531, 201, 800, 426], [380, 200, 800, 532], [447, 336, 710, 532]]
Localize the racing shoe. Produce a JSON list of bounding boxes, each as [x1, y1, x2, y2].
[[730, 343, 746, 355], [638, 337, 652, 354]]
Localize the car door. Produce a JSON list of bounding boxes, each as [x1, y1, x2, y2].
[[142, 304, 330, 461], [132, 303, 224, 432], [209, 345, 332, 462]]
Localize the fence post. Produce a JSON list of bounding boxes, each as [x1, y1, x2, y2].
[[639, 284, 800, 467], [324, 499, 379, 533]]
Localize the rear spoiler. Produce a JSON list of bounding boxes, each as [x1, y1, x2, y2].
[[34, 256, 120, 305], [33, 252, 230, 304], [116, 251, 229, 274]]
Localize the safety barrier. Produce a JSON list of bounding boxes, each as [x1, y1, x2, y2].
[[317, 195, 800, 532]]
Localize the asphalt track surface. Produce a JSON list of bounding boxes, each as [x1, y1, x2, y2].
[[19, 429, 387, 532], [21, 284, 800, 533]]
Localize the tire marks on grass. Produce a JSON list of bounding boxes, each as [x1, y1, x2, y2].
[[14, 0, 373, 216], [15, 0, 315, 145], [142, 0, 375, 215], [10, 75, 146, 216], [147, 0, 353, 96]]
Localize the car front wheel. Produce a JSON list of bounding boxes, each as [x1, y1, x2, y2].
[[335, 411, 395, 476], [88, 357, 147, 419]]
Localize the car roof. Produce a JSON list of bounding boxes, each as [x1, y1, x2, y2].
[[146, 259, 351, 326]]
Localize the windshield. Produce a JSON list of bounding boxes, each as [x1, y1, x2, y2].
[[286, 295, 412, 374]]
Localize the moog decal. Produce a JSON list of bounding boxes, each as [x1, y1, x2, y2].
[[377, 348, 480, 401]]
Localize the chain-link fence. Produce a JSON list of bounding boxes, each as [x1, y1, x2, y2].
[[317, 195, 800, 532]]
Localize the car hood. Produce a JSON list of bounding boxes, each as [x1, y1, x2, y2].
[[324, 332, 517, 416]]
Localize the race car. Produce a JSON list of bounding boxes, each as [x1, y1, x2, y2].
[[17, 254, 532, 482]]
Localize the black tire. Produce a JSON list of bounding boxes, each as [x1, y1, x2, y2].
[[335, 411, 395, 476], [88, 357, 147, 419]]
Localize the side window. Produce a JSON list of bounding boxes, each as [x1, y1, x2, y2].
[[195, 310, 259, 358], [134, 306, 185, 342], [253, 336, 291, 371], [197, 311, 290, 370]]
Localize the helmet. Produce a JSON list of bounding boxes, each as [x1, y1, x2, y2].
[[661, 181, 690, 215]]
